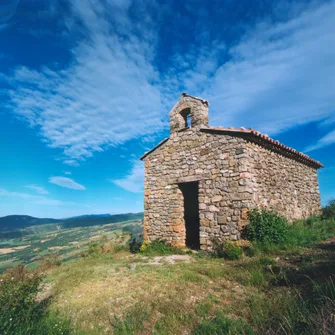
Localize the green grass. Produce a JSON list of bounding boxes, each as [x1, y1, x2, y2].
[[140, 240, 185, 256], [193, 312, 254, 335], [1, 216, 335, 334], [249, 218, 335, 255]]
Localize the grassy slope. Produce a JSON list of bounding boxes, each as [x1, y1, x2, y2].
[[44, 219, 335, 334]]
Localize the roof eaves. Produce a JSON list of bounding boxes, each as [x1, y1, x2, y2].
[[139, 137, 169, 160]]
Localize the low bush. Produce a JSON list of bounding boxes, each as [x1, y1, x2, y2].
[[84, 238, 130, 258], [0, 265, 71, 335], [128, 234, 144, 253], [243, 209, 288, 244], [39, 253, 62, 272], [139, 240, 184, 256], [213, 241, 243, 260], [304, 215, 322, 226], [323, 199, 335, 220]]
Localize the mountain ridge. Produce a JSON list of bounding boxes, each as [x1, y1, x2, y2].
[[0, 212, 143, 231]]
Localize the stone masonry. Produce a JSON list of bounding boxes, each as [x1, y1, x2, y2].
[[140, 93, 323, 250]]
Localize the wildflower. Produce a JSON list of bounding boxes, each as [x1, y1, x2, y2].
[[140, 241, 149, 252]]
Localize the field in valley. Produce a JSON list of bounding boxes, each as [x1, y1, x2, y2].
[[0, 219, 142, 273]]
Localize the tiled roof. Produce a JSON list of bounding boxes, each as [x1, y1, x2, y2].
[[200, 126, 323, 169]]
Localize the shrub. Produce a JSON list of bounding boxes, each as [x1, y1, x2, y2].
[[323, 199, 335, 220], [213, 241, 243, 260], [0, 265, 42, 335], [84, 239, 130, 258], [128, 234, 144, 253], [243, 209, 288, 244], [39, 253, 62, 272], [139, 240, 184, 256], [0, 265, 71, 335], [304, 215, 322, 226]]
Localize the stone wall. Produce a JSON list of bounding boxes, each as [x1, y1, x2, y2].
[[245, 141, 321, 221], [143, 128, 321, 250], [143, 129, 254, 250]]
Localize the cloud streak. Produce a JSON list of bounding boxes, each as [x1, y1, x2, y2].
[[200, 2, 335, 135], [0, 187, 69, 206], [305, 129, 335, 152], [49, 176, 86, 190], [25, 184, 49, 195], [0, 0, 20, 24], [6, 0, 163, 165], [4, 0, 335, 169], [110, 161, 144, 193]]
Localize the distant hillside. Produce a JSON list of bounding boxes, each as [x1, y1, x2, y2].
[[0, 213, 143, 232], [0, 215, 60, 231], [61, 213, 143, 229]]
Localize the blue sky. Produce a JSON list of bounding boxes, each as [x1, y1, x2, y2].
[[0, 0, 334, 218]]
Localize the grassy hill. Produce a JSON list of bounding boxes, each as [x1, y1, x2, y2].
[[1, 206, 334, 334]]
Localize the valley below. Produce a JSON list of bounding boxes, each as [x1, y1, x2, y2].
[[0, 213, 143, 273]]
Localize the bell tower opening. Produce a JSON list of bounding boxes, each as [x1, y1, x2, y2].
[[169, 93, 209, 134], [180, 108, 192, 128]]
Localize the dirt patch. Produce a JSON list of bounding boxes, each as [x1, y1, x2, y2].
[[89, 235, 102, 241], [147, 255, 194, 265], [48, 246, 67, 251], [0, 248, 15, 255], [14, 245, 29, 251], [0, 245, 29, 254]]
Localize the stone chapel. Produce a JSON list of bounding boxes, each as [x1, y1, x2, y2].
[[140, 93, 323, 250]]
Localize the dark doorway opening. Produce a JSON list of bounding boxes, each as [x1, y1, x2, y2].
[[179, 182, 200, 249]]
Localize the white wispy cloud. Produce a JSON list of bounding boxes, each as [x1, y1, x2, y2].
[[4, 0, 335, 169], [6, 0, 163, 165], [25, 184, 49, 195], [0, 187, 68, 206], [200, 2, 335, 135], [110, 161, 144, 193], [0, 0, 20, 24], [162, 2, 335, 140], [305, 129, 335, 152], [64, 171, 72, 175], [49, 176, 86, 190]]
